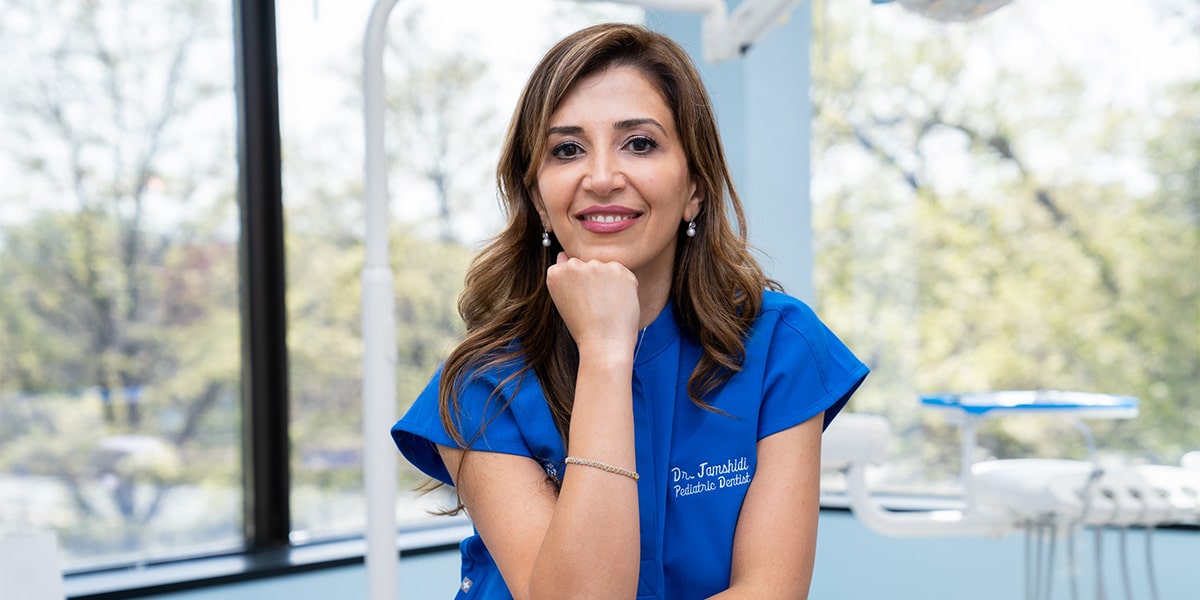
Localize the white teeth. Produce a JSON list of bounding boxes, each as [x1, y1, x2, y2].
[[583, 214, 633, 223]]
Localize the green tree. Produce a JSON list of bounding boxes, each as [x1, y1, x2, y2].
[[0, 0, 239, 560], [811, 0, 1199, 486]]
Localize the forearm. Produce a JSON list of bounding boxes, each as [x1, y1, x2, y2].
[[529, 353, 640, 599], [704, 420, 823, 600], [705, 589, 758, 600], [706, 583, 810, 600]]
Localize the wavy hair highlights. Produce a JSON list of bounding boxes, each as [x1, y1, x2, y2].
[[439, 22, 777, 451]]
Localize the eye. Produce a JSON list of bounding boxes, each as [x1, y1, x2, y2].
[[626, 136, 658, 154], [551, 141, 583, 160]]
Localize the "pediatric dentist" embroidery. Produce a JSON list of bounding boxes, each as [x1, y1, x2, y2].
[[670, 456, 752, 498]]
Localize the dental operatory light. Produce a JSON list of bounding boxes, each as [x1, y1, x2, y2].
[[870, 0, 1015, 22], [583, 0, 806, 63]]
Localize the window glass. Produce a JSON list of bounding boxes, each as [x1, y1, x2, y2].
[[0, 0, 241, 569], [277, 0, 643, 542], [812, 0, 1198, 494]]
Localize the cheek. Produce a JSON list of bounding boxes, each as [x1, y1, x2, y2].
[[663, 173, 697, 212], [538, 182, 576, 228]]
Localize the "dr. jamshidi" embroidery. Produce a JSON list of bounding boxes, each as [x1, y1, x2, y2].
[[670, 456, 752, 498]]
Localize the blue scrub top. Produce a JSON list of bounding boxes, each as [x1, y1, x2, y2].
[[392, 290, 869, 599]]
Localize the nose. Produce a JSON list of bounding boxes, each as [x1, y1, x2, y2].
[[582, 149, 627, 196]]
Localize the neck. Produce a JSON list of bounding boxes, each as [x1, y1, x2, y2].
[[636, 271, 671, 329]]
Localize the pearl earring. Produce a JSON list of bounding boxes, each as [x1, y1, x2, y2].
[[686, 220, 696, 238], [542, 231, 552, 247]]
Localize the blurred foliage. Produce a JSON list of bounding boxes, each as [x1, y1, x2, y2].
[[812, 0, 1199, 490], [2, 0, 1194, 570], [0, 0, 242, 564]]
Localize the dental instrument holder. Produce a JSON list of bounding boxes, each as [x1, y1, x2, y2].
[[919, 391, 1139, 511]]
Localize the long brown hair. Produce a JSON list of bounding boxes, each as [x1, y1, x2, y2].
[[439, 23, 777, 449]]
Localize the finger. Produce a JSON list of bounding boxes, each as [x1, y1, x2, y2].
[[556, 251, 568, 265]]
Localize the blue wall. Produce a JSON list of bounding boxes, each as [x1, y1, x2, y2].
[[141, 511, 1199, 599], [814, 512, 1199, 599], [646, 7, 816, 302], [137, 551, 461, 600]]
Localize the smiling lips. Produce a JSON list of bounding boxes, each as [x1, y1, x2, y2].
[[577, 207, 642, 233]]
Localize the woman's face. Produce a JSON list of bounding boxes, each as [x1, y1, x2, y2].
[[533, 66, 701, 286]]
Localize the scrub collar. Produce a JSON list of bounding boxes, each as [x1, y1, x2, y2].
[[634, 304, 680, 366]]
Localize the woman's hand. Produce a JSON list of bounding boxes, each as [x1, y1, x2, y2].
[[444, 250, 642, 600], [546, 252, 640, 358]]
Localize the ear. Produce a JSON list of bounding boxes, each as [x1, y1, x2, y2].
[[684, 177, 704, 222], [531, 188, 550, 231]]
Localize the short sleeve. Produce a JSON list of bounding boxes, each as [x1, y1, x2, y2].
[[757, 295, 869, 439], [391, 364, 533, 486]]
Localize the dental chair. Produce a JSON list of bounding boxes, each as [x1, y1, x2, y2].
[[823, 410, 1200, 600]]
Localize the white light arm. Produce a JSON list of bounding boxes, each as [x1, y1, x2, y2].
[[708, 0, 806, 63], [363, 1, 402, 599]]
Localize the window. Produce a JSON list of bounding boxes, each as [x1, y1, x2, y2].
[[0, 0, 242, 569], [812, 0, 1198, 494], [276, 0, 643, 544], [1, 0, 647, 580]]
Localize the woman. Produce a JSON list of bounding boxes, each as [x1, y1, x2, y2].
[[392, 23, 868, 600]]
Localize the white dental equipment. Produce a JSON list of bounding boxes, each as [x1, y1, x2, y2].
[[825, 392, 1198, 600]]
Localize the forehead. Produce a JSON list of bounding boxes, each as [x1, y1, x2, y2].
[[548, 66, 673, 125]]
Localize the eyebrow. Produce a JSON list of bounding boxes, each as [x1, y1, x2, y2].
[[546, 118, 667, 137], [615, 118, 667, 134]]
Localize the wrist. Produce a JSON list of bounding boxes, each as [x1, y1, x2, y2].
[[577, 350, 635, 376], [575, 338, 636, 366]]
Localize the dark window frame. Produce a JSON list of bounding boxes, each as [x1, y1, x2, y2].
[[233, 0, 291, 553]]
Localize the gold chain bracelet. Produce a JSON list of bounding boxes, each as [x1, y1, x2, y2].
[[564, 456, 639, 481]]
